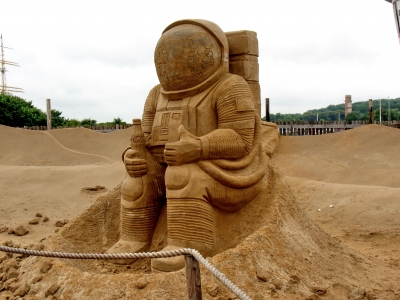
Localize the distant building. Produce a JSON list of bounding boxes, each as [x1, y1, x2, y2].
[[345, 95, 352, 117]]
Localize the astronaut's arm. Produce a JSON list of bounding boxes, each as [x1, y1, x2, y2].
[[121, 85, 160, 175], [164, 77, 255, 165], [199, 77, 255, 160], [141, 85, 160, 141]]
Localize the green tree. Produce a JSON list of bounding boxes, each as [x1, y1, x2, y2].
[[113, 117, 123, 125], [374, 108, 400, 121], [265, 98, 400, 123], [64, 118, 81, 127], [345, 112, 359, 122], [0, 93, 46, 127], [81, 118, 97, 127], [392, 108, 400, 121], [358, 113, 369, 121], [51, 109, 66, 127], [97, 122, 113, 127], [112, 117, 126, 125]]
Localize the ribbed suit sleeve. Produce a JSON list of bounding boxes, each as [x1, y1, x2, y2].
[[141, 85, 161, 137], [200, 75, 255, 160]]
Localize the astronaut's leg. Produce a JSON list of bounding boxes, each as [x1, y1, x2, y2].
[[151, 164, 214, 272], [107, 155, 165, 264]]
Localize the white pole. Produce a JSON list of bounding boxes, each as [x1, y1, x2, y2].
[[1, 34, 5, 94], [380, 99, 382, 124]]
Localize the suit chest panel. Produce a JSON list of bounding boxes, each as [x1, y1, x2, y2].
[[151, 88, 217, 145]]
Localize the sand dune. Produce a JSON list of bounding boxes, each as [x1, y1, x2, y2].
[[0, 125, 127, 247], [273, 124, 400, 260], [0, 125, 130, 165], [282, 176, 400, 262], [46, 127, 131, 162], [273, 124, 400, 187]]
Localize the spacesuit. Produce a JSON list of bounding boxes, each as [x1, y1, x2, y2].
[[107, 19, 268, 272]]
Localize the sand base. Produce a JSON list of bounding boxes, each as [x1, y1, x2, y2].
[[0, 124, 399, 299]]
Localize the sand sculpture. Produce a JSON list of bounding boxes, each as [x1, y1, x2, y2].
[[106, 19, 270, 272]]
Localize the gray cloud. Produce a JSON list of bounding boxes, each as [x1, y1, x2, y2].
[[1, 0, 399, 121]]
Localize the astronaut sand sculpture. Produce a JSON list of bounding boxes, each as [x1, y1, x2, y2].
[[107, 19, 269, 272]]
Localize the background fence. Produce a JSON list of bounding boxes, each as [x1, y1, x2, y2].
[[16, 123, 133, 132], [276, 120, 400, 136], [13, 120, 400, 136]]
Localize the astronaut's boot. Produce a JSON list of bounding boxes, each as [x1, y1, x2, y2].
[[151, 198, 214, 272], [107, 205, 159, 264]]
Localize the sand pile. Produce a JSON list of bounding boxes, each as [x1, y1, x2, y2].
[[271, 124, 400, 290], [0, 125, 131, 165], [0, 125, 128, 246], [0, 124, 399, 299], [272, 124, 400, 187], [4, 166, 399, 300]]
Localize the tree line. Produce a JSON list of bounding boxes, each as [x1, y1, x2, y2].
[[1, 93, 399, 127], [266, 98, 400, 123], [0, 94, 126, 128]]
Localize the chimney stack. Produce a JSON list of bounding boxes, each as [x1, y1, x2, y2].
[[345, 95, 352, 117]]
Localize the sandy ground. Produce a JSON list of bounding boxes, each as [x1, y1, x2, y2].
[[282, 177, 400, 263], [0, 125, 129, 247], [0, 123, 399, 299], [272, 125, 400, 265], [0, 163, 124, 246]]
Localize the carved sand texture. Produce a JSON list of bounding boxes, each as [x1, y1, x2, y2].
[[121, 206, 159, 240], [167, 198, 214, 244], [225, 30, 261, 115], [3, 165, 399, 299], [109, 20, 270, 271]]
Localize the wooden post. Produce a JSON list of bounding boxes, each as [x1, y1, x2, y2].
[[46, 99, 52, 130], [369, 99, 373, 124], [265, 98, 270, 122], [185, 255, 202, 300]]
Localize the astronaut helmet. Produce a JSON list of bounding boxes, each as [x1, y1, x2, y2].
[[155, 19, 229, 100]]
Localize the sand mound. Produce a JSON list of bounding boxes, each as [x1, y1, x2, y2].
[[283, 176, 400, 263], [1, 166, 398, 299], [272, 124, 400, 187], [268, 124, 400, 298], [0, 125, 127, 247], [0, 125, 130, 165], [0, 163, 125, 246], [47, 127, 131, 162]]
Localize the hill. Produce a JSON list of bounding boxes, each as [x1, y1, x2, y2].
[[268, 98, 400, 122]]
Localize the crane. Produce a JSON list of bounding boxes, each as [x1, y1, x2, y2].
[[0, 34, 23, 94]]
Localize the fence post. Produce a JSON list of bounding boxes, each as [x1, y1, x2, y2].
[[185, 255, 202, 300], [369, 99, 373, 124], [46, 99, 52, 130], [265, 98, 270, 122]]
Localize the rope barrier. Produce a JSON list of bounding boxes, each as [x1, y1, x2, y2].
[[0, 246, 251, 300]]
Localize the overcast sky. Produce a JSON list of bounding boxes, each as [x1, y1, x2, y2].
[[1, 0, 399, 122]]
